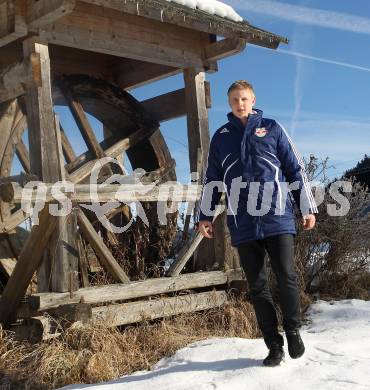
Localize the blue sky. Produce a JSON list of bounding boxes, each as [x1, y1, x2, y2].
[[130, 0, 370, 183], [14, 0, 370, 185]]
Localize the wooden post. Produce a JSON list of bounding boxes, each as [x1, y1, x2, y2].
[[184, 68, 228, 272], [50, 114, 79, 292], [22, 37, 78, 293]]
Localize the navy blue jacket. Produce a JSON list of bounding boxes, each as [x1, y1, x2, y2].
[[197, 109, 317, 247]]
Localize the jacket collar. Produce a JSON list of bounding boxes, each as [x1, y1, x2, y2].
[[227, 109, 263, 132]]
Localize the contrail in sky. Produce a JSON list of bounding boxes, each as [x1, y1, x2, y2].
[[277, 48, 370, 73], [252, 44, 370, 73], [229, 0, 370, 35], [290, 23, 306, 138]]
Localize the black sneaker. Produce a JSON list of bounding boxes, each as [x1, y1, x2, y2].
[[286, 330, 305, 359], [263, 343, 285, 367]]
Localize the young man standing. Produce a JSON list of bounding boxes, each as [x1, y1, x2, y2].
[[197, 80, 317, 367]]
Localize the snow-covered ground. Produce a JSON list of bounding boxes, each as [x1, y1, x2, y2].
[[60, 300, 370, 390]]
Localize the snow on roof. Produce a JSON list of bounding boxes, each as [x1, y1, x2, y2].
[[165, 0, 243, 22]]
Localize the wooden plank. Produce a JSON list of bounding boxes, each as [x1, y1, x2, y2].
[[204, 37, 247, 61], [0, 206, 58, 325], [38, 3, 206, 68], [0, 182, 201, 203], [79, 0, 287, 48], [92, 290, 228, 327], [0, 53, 42, 103], [27, 0, 76, 30], [76, 209, 130, 284], [13, 291, 227, 339], [28, 270, 228, 311]]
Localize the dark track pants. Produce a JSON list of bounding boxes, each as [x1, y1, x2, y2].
[[237, 234, 301, 348]]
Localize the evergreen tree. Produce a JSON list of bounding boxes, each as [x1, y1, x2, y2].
[[344, 155, 370, 191]]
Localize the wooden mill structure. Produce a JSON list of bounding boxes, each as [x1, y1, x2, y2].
[[0, 0, 287, 341]]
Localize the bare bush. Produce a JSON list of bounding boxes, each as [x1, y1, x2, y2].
[[295, 156, 370, 300], [0, 295, 258, 390]]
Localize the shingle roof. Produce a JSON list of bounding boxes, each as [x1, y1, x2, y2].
[[110, 0, 289, 49]]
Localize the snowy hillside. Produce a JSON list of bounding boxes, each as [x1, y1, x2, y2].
[[59, 299, 370, 390]]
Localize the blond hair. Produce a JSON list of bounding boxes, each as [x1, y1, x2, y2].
[[227, 80, 255, 96]]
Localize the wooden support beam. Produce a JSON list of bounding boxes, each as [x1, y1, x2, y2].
[[27, 0, 76, 31], [115, 60, 180, 90], [28, 270, 228, 311], [183, 67, 214, 271], [0, 182, 201, 203], [12, 291, 227, 339], [92, 290, 227, 327], [204, 37, 247, 61], [0, 53, 42, 103], [79, 0, 286, 49], [0, 0, 27, 48], [23, 38, 60, 182], [50, 114, 79, 293], [141, 84, 211, 123], [22, 37, 77, 293], [0, 206, 58, 326], [184, 68, 210, 175], [166, 206, 223, 276], [38, 2, 206, 69], [40, 25, 204, 68], [76, 209, 130, 284]]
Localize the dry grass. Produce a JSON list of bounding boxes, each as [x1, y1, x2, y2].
[[0, 295, 259, 390]]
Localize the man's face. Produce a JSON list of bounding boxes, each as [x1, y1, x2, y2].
[[228, 88, 256, 120]]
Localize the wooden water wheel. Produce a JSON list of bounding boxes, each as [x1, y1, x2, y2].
[[0, 74, 178, 292]]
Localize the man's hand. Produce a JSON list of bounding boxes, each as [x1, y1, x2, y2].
[[302, 214, 316, 230], [198, 220, 213, 239]]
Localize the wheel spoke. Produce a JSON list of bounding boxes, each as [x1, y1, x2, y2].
[[58, 80, 105, 159], [59, 123, 77, 164], [76, 209, 130, 284], [15, 138, 31, 174]]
